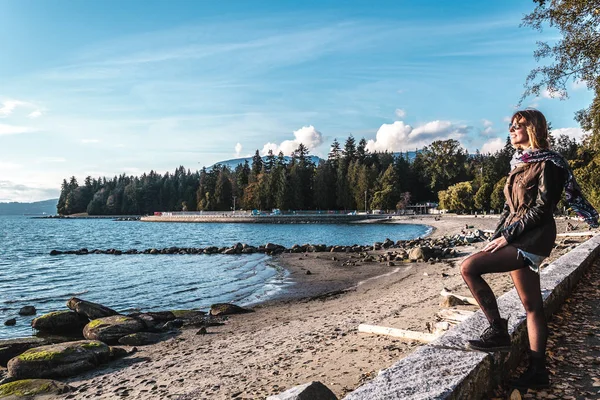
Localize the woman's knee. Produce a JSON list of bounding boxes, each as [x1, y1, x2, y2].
[[460, 256, 478, 278]]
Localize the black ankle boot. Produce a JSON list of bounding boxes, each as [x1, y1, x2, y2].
[[510, 364, 550, 390], [467, 318, 511, 352]]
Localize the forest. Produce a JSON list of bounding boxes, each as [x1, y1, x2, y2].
[[56, 133, 593, 216]]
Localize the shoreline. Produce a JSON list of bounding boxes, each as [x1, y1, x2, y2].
[[2, 216, 593, 399]]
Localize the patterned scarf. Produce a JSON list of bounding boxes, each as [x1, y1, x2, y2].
[[510, 148, 599, 228]]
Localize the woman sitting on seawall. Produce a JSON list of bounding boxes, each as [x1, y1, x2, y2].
[[460, 108, 599, 390]]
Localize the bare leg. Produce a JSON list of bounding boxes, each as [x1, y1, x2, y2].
[[460, 245, 527, 323]]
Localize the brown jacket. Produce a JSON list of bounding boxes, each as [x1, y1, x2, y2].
[[491, 160, 566, 256]]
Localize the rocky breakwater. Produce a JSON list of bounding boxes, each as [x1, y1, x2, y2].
[[46, 229, 491, 261], [0, 297, 253, 397]]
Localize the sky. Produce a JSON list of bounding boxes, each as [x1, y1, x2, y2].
[[0, 0, 594, 202]]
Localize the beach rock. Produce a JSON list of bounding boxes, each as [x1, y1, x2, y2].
[[118, 332, 165, 346], [209, 303, 253, 316], [170, 310, 207, 320], [160, 320, 184, 331], [0, 379, 73, 398], [203, 246, 218, 254], [7, 340, 110, 379], [383, 238, 394, 248], [266, 381, 337, 400], [0, 338, 56, 367], [127, 311, 175, 330], [4, 319, 15, 327], [31, 311, 88, 334], [222, 248, 236, 255], [440, 294, 471, 307], [408, 246, 431, 261], [18, 307, 36, 317], [66, 297, 118, 320], [83, 316, 145, 344]]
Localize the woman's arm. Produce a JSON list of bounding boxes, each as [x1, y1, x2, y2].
[[490, 201, 510, 240], [501, 161, 564, 243]]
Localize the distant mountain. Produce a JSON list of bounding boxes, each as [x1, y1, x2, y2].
[[207, 155, 323, 170], [0, 199, 58, 215], [207, 152, 418, 170]]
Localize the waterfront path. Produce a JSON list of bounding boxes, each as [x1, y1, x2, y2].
[[491, 256, 600, 399]]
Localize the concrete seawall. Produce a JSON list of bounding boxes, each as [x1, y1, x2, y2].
[[141, 215, 380, 224], [343, 233, 600, 400]]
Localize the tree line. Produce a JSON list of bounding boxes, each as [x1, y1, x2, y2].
[[57, 132, 591, 216]]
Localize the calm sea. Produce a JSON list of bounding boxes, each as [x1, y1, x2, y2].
[[0, 215, 430, 339]]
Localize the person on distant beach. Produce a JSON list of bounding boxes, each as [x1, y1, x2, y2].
[[459, 109, 599, 390]]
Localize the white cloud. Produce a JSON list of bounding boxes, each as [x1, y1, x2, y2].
[[571, 80, 587, 90], [28, 110, 43, 119], [395, 108, 406, 118], [260, 125, 323, 156], [0, 180, 59, 203], [481, 119, 494, 136], [365, 120, 469, 152], [39, 157, 66, 163], [81, 139, 100, 144], [0, 100, 29, 117], [503, 116, 512, 123], [481, 137, 504, 154], [234, 142, 242, 157], [551, 127, 587, 142], [542, 88, 565, 99], [0, 123, 35, 136], [0, 162, 22, 170]]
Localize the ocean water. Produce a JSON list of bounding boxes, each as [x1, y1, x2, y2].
[[0, 215, 430, 339]]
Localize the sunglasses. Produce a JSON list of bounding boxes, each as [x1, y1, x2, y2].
[[508, 123, 527, 132]]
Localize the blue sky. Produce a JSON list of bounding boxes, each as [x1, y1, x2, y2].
[[0, 0, 593, 202]]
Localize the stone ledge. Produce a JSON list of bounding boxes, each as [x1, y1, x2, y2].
[[344, 234, 600, 400]]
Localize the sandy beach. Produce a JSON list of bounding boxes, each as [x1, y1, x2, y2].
[[17, 216, 591, 399]]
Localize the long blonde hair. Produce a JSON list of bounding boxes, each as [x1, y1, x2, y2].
[[511, 109, 550, 150]]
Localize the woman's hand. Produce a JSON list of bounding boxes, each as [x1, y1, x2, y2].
[[482, 235, 508, 253]]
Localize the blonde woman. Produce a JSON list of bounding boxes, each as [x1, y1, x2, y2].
[[460, 109, 598, 390]]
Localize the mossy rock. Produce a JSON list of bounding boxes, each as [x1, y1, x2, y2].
[[0, 338, 51, 368], [209, 303, 253, 316], [83, 316, 145, 344], [118, 332, 165, 346], [169, 310, 206, 320], [66, 297, 118, 320], [7, 340, 110, 379], [31, 311, 88, 335], [0, 379, 72, 398]]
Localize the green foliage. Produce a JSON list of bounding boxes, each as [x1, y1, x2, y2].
[[522, 0, 600, 147], [490, 176, 508, 212], [438, 181, 474, 213], [474, 183, 493, 211], [416, 139, 469, 195], [573, 153, 600, 211]]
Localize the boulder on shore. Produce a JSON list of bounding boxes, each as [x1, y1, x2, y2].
[[408, 246, 432, 261], [209, 303, 253, 316], [266, 381, 337, 400], [66, 297, 118, 320], [83, 316, 146, 344], [18, 306, 36, 316], [31, 311, 88, 335], [0, 338, 53, 368], [0, 379, 73, 398], [118, 332, 165, 346], [7, 340, 110, 379]]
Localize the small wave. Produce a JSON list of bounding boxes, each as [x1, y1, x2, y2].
[[171, 287, 198, 295]]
